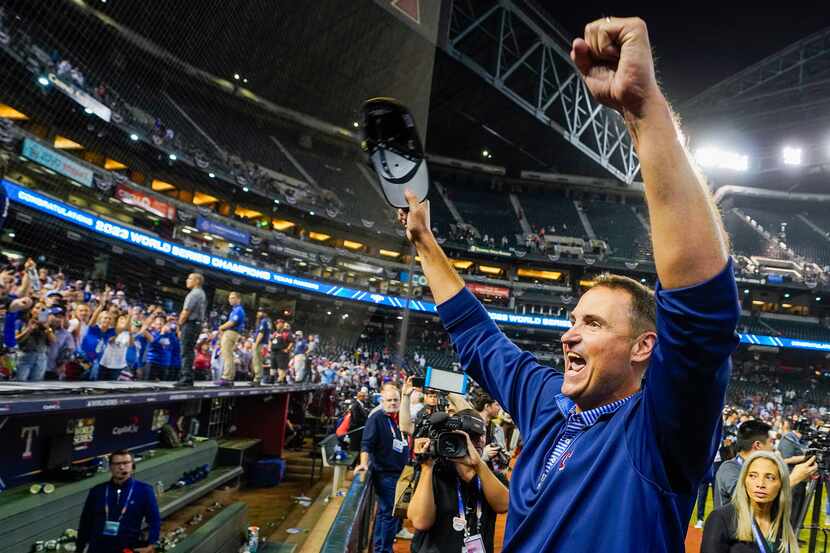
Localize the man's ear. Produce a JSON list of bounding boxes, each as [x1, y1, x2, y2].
[[630, 331, 657, 364]]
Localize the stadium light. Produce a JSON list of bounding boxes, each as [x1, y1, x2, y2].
[[743, 289, 750, 294], [129, 133, 139, 141], [353, 121, 359, 128], [817, 297, 822, 302], [243, 78, 248, 84], [168, 153, 177, 161], [83, 108, 93, 115], [694, 146, 749, 172], [273, 199, 279, 204], [242, 186, 249, 192], [234, 73, 240, 81], [208, 172, 215, 178], [782, 146, 802, 166], [8, 232, 15, 238], [37, 76, 49, 87], [481, 149, 491, 159], [310, 211, 315, 216]]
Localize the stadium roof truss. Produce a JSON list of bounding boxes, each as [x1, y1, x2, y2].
[[445, 0, 641, 184], [681, 26, 830, 127]]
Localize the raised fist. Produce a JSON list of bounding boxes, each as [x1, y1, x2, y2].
[[571, 17, 661, 119]]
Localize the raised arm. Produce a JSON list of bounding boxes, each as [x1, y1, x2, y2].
[[398, 191, 464, 304], [571, 17, 728, 288], [573, 17, 739, 492]]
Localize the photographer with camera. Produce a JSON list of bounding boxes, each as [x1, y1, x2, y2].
[[474, 394, 509, 473], [779, 417, 816, 528], [407, 409, 508, 553], [715, 420, 817, 509]]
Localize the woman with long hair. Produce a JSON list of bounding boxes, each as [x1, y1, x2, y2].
[[701, 450, 799, 553]]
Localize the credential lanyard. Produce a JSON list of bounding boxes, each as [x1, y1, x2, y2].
[[388, 417, 399, 440], [105, 480, 135, 523], [456, 477, 483, 539], [751, 518, 787, 553]]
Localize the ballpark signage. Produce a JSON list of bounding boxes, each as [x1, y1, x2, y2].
[[196, 215, 250, 245], [21, 138, 94, 187], [5, 179, 829, 352], [467, 282, 510, 299], [115, 184, 176, 220]]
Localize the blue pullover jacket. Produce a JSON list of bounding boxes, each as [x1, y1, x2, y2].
[[77, 477, 160, 553], [437, 261, 739, 552]]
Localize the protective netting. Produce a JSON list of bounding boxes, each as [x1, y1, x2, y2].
[[0, 0, 468, 384]]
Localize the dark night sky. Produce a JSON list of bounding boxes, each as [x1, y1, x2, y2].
[[549, 12, 829, 104]]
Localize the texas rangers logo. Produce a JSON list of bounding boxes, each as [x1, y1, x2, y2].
[[558, 451, 573, 471]]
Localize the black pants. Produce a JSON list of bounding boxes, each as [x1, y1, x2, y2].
[[179, 320, 200, 382]]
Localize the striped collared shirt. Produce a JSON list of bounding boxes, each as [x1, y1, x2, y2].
[[537, 394, 637, 488]]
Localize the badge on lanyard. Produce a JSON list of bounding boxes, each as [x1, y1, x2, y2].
[[464, 534, 486, 553], [103, 521, 120, 536], [103, 481, 134, 537]]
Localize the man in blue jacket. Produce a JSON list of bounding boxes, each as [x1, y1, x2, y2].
[[396, 16, 740, 552], [77, 450, 160, 553], [354, 384, 409, 553]]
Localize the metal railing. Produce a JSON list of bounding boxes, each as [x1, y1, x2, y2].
[[320, 467, 376, 553]]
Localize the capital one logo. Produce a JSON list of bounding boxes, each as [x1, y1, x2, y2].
[[370, 294, 385, 304], [21, 425, 39, 459], [112, 416, 140, 436]]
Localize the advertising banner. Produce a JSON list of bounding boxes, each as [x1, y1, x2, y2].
[[115, 184, 176, 220]]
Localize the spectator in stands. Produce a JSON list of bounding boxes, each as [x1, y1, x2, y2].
[[15, 302, 53, 381], [98, 315, 136, 381], [408, 410, 509, 553], [269, 319, 289, 384], [701, 451, 798, 553], [77, 450, 160, 553], [216, 291, 245, 386], [81, 295, 117, 380], [176, 272, 206, 387], [398, 17, 741, 552], [252, 306, 271, 385], [69, 302, 92, 347], [715, 420, 816, 508], [46, 306, 74, 379], [142, 311, 175, 381], [354, 384, 408, 553], [293, 330, 308, 383]]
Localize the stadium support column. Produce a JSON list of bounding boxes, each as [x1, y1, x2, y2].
[[397, 244, 418, 366]]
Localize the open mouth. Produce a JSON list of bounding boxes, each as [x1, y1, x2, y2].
[[566, 352, 587, 373]]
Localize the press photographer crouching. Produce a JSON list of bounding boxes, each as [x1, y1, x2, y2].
[[407, 409, 509, 553]]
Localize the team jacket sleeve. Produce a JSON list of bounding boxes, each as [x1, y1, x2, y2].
[[629, 260, 740, 493], [437, 288, 563, 439]]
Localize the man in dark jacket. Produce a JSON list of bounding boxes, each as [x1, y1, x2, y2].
[[354, 384, 408, 553], [77, 450, 160, 553], [348, 387, 370, 454]]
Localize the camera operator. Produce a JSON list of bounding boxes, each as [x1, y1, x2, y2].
[[778, 417, 814, 527], [715, 420, 817, 509], [408, 409, 508, 553], [474, 394, 509, 472]]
